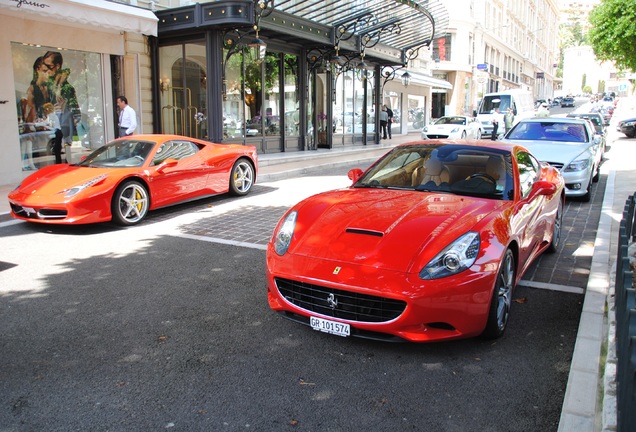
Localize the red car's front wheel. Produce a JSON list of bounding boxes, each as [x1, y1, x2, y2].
[[482, 249, 515, 339], [111, 180, 149, 226]]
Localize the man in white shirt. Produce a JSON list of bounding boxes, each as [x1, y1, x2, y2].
[[117, 96, 137, 137]]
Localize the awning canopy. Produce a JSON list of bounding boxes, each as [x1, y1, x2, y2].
[[264, 0, 449, 64], [0, 0, 158, 36], [401, 70, 453, 89], [271, 0, 449, 51]]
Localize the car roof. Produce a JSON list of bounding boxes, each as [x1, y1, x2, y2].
[[518, 117, 587, 124]]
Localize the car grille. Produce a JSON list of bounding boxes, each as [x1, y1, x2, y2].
[[424, 134, 449, 139], [274, 277, 406, 323], [10, 204, 67, 219], [544, 161, 564, 170]]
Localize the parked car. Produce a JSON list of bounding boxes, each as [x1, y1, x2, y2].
[[421, 115, 482, 139], [267, 141, 564, 342], [617, 117, 636, 138], [19, 122, 55, 155], [9, 134, 258, 225], [503, 117, 602, 201], [560, 97, 575, 108]]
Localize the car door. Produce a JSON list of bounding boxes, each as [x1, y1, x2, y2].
[[148, 140, 209, 208], [511, 151, 548, 267]]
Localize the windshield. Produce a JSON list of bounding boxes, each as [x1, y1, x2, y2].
[[78, 140, 156, 168], [435, 116, 467, 125], [355, 144, 514, 200], [479, 95, 511, 114], [507, 121, 589, 142]]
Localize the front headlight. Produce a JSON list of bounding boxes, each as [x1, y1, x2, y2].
[[420, 232, 480, 280], [61, 174, 107, 198], [564, 159, 589, 172], [451, 127, 460, 133], [423, 127, 429, 133], [624, 121, 636, 127], [273, 210, 297, 255]]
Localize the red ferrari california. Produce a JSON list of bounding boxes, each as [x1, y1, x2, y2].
[[267, 141, 564, 342], [8, 134, 257, 226]]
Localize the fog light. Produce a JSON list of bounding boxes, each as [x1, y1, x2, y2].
[[566, 183, 582, 190]]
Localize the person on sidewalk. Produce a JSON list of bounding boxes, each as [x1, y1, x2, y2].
[[386, 105, 394, 139], [380, 106, 389, 139], [117, 96, 137, 138]]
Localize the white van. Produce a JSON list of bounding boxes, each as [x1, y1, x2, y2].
[[476, 90, 535, 138]]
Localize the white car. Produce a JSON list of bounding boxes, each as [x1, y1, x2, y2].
[[503, 117, 602, 201], [421, 116, 482, 140]]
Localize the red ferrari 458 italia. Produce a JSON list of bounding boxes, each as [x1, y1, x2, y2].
[[8, 134, 257, 225], [267, 141, 564, 342]]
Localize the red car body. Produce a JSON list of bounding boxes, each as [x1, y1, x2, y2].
[[8, 134, 257, 225], [266, 141, 564, 343]]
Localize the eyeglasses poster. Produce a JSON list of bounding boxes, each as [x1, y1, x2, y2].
[[11, 42, 105, 170]]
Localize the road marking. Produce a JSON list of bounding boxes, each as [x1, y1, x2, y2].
[[518, 279, 585, 294], [175, 233, 268, 251], [0, 219, 22, 228]]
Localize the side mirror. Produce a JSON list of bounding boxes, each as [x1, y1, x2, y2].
[[155, 158, 178, 173], [348, 168, 364, 183], [532, 180, 557, 197]]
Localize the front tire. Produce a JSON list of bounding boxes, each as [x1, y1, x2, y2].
[[482, 249, 515, 339], [111, 180, 149, 226], [229, 158, 255, 196]]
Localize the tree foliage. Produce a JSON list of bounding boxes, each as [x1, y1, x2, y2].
[[588, 0, 636, 71]]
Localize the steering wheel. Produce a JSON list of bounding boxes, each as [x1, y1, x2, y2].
[[469, 172, 497, 184]]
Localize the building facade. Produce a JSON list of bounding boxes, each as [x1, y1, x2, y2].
[[0, 0, 455, 187], [434, 0, 560, 116]]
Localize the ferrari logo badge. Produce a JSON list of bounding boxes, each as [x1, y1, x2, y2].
[[333, 266, 341, 275]]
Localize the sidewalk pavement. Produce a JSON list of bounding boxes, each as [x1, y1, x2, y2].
[[1, 108, 634, 430]]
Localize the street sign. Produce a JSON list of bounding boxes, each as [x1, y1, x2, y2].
[[477, 63, 488, 70]]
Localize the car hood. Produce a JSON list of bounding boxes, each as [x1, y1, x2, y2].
[[504, 139, 589, 164], [13, 165, 132, 202], [290, 188, 506, 273], [426, 124, 462, 132]]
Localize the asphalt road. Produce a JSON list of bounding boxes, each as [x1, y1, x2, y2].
[[0, 99, 601, 431]]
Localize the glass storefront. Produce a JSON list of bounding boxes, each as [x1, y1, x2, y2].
[[158, 42, 208, 139], [11, 43, 105, 170]]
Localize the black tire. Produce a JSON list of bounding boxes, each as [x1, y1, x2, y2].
[[111, 180, 149, 226], [482, 249, 515, 339], [547, 198, 563, 253], [229, 158, 255, 196], [581, 173, 593, 202]]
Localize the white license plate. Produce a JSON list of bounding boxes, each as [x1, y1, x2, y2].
[[310, 316, 350, 337]]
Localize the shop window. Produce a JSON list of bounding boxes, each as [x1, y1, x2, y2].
[[158, 41, 207, 139], [12, 43, 105, 170]]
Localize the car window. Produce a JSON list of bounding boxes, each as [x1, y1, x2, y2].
[[152, 140, 199, 165], [78, 140, 156, 168], [516, 152, 540, 198]]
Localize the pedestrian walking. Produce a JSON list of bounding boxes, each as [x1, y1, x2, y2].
[[379, 106, 388, 139]]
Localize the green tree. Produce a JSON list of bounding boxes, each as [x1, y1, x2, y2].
[[588, 0, 636, 71]]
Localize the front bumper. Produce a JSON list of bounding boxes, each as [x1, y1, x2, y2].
[[266, 252, 498, 343]]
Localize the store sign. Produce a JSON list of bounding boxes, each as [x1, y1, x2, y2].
[[536, 72, 545, 79], [10, 0, 50, 9]]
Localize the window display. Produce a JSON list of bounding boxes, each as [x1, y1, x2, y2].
[[12, 43, 105, 170]]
